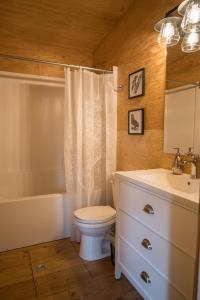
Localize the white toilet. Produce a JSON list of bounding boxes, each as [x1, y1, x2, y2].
[[73, 205, 116, 261]]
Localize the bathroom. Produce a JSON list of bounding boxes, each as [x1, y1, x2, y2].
[[0, 0, 200, 299]]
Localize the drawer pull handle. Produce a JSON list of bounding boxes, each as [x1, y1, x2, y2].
[[140, 271, 151, 284], [143, 204, 154, 214], [141, 239, 152, 250]]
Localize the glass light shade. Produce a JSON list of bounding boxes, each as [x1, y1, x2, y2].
[[181, 0, 200, 32], [181, 31, 200, 51], [157, 21, 180, 47]]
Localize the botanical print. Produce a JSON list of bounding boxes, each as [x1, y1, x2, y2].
[[131, 73, 142, 95], [130, 112, 139, 131], [128, 68, 145, 98], [128, 109, 144, 135]]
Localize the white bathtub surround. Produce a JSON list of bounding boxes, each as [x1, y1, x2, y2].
[[0, 72, 65, 198], [0, 193, 70, 252], [64, 66, 117, 240]]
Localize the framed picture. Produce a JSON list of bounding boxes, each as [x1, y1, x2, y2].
[[128, 109, 144, 135], [128, 68, 145, 99]]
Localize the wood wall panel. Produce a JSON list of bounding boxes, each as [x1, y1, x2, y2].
[[0, 34, 93, 77], [94, 0, 179, 171], [0, 0, 133, 76]]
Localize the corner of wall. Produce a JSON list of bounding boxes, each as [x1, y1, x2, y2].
[[93, 0, 175, 171]]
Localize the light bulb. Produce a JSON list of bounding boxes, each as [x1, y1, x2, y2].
[[188, 4, 200, 23], [182, 31, 200, 52], [162, 23, 175, 38], [188, 31, 199, 42], [181, 0, 200, 32]]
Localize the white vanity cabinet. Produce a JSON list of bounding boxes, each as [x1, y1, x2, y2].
[[114, 170, 199, 300]]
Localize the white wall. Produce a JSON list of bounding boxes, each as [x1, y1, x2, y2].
[[0, 73, 65, 198]]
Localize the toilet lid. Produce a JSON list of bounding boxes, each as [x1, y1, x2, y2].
[[73, 206, 116, 224]]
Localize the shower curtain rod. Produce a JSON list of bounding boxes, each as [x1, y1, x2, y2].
[[0, 54, 113, 74]]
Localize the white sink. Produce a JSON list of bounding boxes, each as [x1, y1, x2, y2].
[[136, 171, 199, 195], [117, 168, 200, 209]]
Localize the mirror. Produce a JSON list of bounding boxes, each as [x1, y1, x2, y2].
[[163, 14, 200, 300], [164, 44, 200, 154]]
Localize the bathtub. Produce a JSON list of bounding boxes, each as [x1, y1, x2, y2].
[[0, 193, 70, 252]]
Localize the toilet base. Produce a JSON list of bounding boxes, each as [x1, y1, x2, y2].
[[79, 234, 111, 261]]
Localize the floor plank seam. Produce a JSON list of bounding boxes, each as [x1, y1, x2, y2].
[[70, 241, 79, 254], [27, 250, 38, 298]]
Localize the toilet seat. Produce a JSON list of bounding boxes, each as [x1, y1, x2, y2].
[[74, 216, 115, 229], [73, 206, 116, 224]]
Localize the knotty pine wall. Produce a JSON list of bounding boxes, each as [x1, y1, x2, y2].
[[0, 42, 93, 78], [0, 2, 93, 77], [0, 0, 133, 77], [94, 0, 179, 171]]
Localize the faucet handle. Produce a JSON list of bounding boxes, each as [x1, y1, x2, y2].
[[186, 147, 193, 156], [173, 147, 180, 154], [172, 148, 184, 174]]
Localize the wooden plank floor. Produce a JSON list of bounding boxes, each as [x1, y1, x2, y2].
[[0, 239, 143, 299]]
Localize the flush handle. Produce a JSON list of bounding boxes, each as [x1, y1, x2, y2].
[[140, 271, 151, 284], [143, 204, 154, 215], [141, 239, 152, 250]]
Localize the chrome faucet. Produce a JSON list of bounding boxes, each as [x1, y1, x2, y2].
[[172, 148, 184, 175], [186, 147, 199, 179]]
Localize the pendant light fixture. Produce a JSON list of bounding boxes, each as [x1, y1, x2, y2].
[[179, 0, 200, 33], [154, 0, 200, 53], [154, 17, 182, 47]]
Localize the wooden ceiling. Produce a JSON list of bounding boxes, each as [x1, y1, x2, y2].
[[0, 0, 133, 60]]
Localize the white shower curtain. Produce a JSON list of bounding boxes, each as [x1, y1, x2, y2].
[[64, 66, 117, 239]]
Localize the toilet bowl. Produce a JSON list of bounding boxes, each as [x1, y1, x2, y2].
[[73, 205, 116, 261]]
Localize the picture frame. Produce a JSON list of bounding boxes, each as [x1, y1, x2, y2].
[[128, 68, 145, 99], [128, 108, 144, 135]]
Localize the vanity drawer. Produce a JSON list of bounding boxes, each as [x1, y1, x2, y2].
[[119, 180, 197, 257], [119, 210, 194, 299], [119, 239, 186, 300]]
